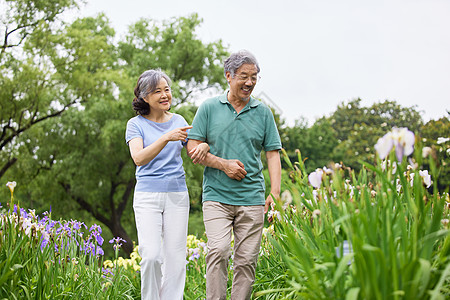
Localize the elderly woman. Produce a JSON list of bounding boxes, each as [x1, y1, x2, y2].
[[126, 69, 208, 300]]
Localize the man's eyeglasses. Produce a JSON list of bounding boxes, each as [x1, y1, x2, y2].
[[233, 73, 260, 83]]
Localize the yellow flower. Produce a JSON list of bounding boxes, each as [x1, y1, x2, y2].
[[103, 260, 114, 269], [187, 234, 204, 249], [130, 251, 141, 261], [133, 263, 141, 272], [117, 257, 126, 267]]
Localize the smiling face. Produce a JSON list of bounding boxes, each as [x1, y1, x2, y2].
[[226, 63, 259, 101], [143, 78, 172, 112]]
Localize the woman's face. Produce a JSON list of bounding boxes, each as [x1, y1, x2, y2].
[[143, 78, 172, 112]]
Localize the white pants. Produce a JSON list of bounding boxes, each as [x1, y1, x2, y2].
[[133, 191, 189, 300]]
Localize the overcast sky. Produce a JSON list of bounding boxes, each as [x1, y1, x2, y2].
[[80, 0, 450, 126]]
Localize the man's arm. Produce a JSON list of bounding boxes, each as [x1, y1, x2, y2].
[[265, 150, 281, 214], [187, 139, 247, 181]]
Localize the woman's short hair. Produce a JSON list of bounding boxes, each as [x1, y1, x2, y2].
[[132, 69, 172, 115], [224, 50, 260, 78]]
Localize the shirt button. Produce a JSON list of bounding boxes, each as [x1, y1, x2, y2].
[[234, 111, 236, 114]]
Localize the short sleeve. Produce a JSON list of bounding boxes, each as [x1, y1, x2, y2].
[[125, 118, 142, 144], [188, 103, 208, 142], [263, 108, 282, 152]]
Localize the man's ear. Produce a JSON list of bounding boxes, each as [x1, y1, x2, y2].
[[225, 72, 232, 83]]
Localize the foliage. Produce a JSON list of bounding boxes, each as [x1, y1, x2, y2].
[[118, 13, 228, 104], [284, 99, 425, 174], [299, 117, 339, 172], [329, 99, 423, 171], [255, 131, 450, 299], [4, 12, 136, 254], [420, 115, 450, 193], [3, 125, 449, 298], [0, 0, 82, 178], [0, 201, 138, 299]]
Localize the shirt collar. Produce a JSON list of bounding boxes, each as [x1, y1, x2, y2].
[[219, 91, 261, 108]]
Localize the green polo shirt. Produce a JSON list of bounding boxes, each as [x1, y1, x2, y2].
[[188, 92, 282, 206]]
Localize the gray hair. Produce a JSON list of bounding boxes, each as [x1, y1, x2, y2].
[[132, 69, 172, 115], [224, 50, 260, 77]]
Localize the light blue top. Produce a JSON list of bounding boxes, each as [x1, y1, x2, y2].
[[125, 114, 188, 192], [188, 93, 282, 206]]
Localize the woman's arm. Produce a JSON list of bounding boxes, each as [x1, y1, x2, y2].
[[129, 125, 192, 166]]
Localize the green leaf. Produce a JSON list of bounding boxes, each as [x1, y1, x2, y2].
[[345, 287, 360, 300]]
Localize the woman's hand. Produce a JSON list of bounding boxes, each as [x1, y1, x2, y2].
[[189, 142, 210, 164], [163, 126, 192, 142]]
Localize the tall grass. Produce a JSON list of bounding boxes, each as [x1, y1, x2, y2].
[[0, 200, 138, 299], [254, 134, 449, 299]]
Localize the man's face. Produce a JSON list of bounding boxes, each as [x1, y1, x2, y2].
[[226, 64, 259, 101]]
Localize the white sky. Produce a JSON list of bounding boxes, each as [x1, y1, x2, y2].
[[79, 0, 450, 126]]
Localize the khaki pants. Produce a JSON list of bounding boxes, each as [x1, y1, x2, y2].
[[203, 201, 264, 300]]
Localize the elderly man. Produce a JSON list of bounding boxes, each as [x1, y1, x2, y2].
[[187, 50, 282, 300]]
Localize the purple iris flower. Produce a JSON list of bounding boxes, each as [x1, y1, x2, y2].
[[41, 237, 49, 251], [96, 246, 104, 256], [90, 224, 102, 234]]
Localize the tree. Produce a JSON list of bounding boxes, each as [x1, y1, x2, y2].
[[118, 13, 228, 104], [0, 0, 79, 58], [0, 0, 85, 179], [280, 117, 340, 172], [7, 13, 135, 252], [302, 117, 340, 172], [419, 115, 450, 192], [280, 99, 424, 173], [329, 99, 423, 170]]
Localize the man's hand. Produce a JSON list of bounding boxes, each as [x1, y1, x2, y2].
[[264, 194, 274, 215], [187, 139, 247, 180], [265, 192, 280, 222], [222, 159, 247, 181]]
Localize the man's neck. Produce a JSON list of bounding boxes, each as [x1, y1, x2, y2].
[[227, 92, 250, 114]]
